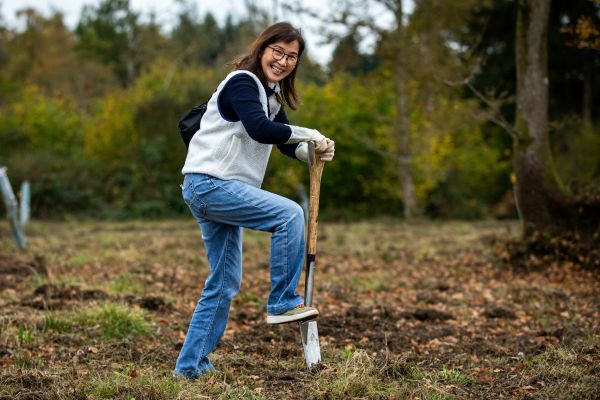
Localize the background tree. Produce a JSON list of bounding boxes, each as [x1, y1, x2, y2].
[[465, 0, 600, 182], [460, 0, 600, 240], [289, 0, 497, 218], [330, 32, 379, 75], [513, 0, 586, 238], [287, 0, 422, 217], [2, 8, 117, 105], [169, 7, 225, 66], [75, 0, 142, 86]]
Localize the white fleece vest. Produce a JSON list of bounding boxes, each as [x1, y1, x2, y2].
[[181, 70, 281, 187]]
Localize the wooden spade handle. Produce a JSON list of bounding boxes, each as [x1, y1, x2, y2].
[[307, 144, 325, 255]]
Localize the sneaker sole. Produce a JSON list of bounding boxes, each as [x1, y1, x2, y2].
[[266, 309, 319, 325]]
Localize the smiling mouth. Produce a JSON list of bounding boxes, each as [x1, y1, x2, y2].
[[271, 64, 285, 74]]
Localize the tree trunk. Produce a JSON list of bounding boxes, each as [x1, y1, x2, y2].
[[392, 0, 417, 218], [514, 0, 574, 236]]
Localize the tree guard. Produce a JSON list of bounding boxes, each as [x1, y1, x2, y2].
[[0, 167, 27, 249]]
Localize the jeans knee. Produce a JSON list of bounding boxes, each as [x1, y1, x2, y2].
[[202, 269, 241, 300], [290, 201, 304, 225], [224, 275, 242, 299], [285, 202, 305, 228]]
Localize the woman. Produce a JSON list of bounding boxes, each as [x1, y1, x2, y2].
[[174, 22, 335, 379]]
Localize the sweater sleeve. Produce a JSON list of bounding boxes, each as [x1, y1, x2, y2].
[[273, 107, 300, 160], [218, 75, 292, 144]]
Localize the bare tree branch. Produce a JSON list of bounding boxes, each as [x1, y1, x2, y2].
[[283, 0, 386, 45], [162, 44, 195, 90], [335, 120, 396, 160], [463, 81, 522, 140], [372, 0, 399, 14], [440, 55, 523, 141]]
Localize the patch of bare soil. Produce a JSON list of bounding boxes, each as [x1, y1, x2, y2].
[[14, 283, 173, 313], [123, 295, 173, 312], [0, 253, 47, 291]]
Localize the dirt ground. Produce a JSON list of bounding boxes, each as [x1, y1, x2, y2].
[[0, 219, 599, 399]]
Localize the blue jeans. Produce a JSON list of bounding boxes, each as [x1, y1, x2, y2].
[[173, 173, 305, 378]]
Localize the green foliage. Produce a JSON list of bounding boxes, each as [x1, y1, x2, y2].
[[286, 73, 402, 218], [330, 33, 382, 75], [76, 63, 222, 217], [0, 85, 80, 156], [75, 0, 143, 86], [0, 63, 512, 219], [285, 69, 509, 219], [1, 1, 592, 220], [0, 85, 98, 216], [552, 119, 600, 185], [411, 96, 511, 219]]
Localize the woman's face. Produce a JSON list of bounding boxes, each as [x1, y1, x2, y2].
[[261, 40, 300, 83]]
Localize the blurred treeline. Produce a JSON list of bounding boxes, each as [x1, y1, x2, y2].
[[0, 0, 598, 219]]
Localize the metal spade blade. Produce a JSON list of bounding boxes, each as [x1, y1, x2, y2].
[[300, 319, 321, 368]]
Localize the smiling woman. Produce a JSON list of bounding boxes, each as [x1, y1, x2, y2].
[[262, 43, 299, 82], [173, 22, 335, 380]]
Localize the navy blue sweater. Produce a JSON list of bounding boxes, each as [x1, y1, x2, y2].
[[217, 74, 299, 159]]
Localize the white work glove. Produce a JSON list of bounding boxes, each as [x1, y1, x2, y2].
[[295, 142, 309, 161], [294, 138, 335, 162], [317, 138, 335, 162], [286, 125, 326, 144]]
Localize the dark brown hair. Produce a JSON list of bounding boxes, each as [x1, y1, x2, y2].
[[234, 22, 305, 110]]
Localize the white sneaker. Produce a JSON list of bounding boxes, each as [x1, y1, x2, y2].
[[266, 305, 319, 325]]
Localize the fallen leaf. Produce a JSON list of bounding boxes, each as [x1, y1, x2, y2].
[[532, 336, 546, 345], [444, 336, 459, 345], [520, 385, 536, 391]]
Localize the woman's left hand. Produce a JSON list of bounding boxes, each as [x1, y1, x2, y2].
[[316, 138, 335, 162]]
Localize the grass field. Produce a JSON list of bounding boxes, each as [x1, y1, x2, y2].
[[1, 219, 599, 399]]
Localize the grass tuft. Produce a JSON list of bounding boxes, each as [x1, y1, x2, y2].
[[111, 272, 142, 294], [427, 365, 473, 386], [313, 350, 402, 399], [84, 370, 183, 399], [12, 351, 45, 369], [74, 303, 151, 340], [43, 313, 72, 333], [351, 274, 390, 293], [310, 350, 476, 399], [521, 345, 600, 399]]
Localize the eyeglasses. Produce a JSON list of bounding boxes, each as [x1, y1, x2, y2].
[[267, 46, 299, 65]]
